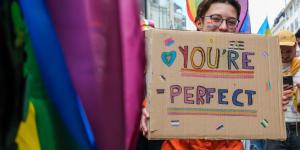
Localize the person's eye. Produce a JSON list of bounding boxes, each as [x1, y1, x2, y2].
[[227, 19, 237, 26], [211, 17, 222, 22]]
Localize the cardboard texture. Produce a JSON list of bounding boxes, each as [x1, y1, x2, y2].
[[145, 29, 286, 140]]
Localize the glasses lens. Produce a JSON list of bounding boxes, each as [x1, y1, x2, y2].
[[210, 15, 222, 23], [226, 18, 238, 27]]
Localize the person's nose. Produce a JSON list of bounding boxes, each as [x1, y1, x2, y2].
[[218, 20, 228, 32]]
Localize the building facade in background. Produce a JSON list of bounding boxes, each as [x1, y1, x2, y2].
[[141, 0, 186, 29], [272, 0, 300, 35]]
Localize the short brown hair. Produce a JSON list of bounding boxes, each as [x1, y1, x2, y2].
[[194, 0, 241, 23]]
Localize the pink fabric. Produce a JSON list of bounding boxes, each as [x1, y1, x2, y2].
[[46, 0, 144, 149], [119, 1, 145, 149]]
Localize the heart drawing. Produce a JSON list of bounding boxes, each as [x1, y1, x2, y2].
[[161, 51, 176, 67]]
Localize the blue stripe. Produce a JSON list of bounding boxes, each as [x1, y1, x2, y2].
[[19, 0, 95, 149], [257, 17, 270, 35], [240, 14, 251, 33]]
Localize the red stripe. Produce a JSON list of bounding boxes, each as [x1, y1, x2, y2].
[[168, 112, 257, 117]]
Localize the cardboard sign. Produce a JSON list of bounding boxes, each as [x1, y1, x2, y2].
[[145, 29, 286, 140]]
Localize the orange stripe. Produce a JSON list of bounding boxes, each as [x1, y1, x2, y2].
[[186, 0, 196, 23], [181, 73, 254, 79], [182, 72, 253, 76], [181, 68, 254, 74], [182, 72, 254, 77], [181, 71, 253, 76]]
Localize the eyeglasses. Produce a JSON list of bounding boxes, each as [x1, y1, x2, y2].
[[202, 14, 240, 29]]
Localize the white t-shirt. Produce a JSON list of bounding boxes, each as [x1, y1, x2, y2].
[[283, 63, 300, 122]]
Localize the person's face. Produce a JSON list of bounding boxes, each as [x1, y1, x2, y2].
[[195, 3, 238, 33], [280, 45, 296, 63]]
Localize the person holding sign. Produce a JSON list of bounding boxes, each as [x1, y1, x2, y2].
[[264, 31, 300, 150], [139, 0, 292, 149], [141, 0, 243, 149]]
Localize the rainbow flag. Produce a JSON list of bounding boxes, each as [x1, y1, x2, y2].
[[240, 15, 251, 33], [0, 1, 24, 149], [237, 0, 251, 33], [257, 17, 271, 35], [186, 0, 202, 23], [15, 0, 85, 148], [5, 0, 144, 149], [19, 0, 95, 149]]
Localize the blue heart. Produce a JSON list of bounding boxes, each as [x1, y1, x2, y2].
[[161, 51, 176, 67]]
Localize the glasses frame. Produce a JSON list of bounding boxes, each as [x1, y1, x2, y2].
[[202, 14, 240, 29]]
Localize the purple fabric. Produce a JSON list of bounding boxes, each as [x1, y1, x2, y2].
[[46, 0, 144, 149], [119, 1, 145, 149], [237, 0, 250, 32]]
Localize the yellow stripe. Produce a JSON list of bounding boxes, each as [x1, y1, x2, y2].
[[265, 29, 272, 36], [16, 102, 41, 150], [189, 0, 197, 18]]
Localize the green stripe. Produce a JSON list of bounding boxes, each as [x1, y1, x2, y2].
[[260, 119, 269, 128], [19, 1, 82, 148], [31, 99, 81, 150], [260, 122, 267, 128], [268, 80, 272, 90]]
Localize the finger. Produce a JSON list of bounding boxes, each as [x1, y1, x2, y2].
[[142, 108, 149, 118], [141, 116, 148, 133], [141, 127, 148, 137], [282, 106, 287, 111], [287, 85, 293, 89], [283, 91, 293, 99], [283, 84, 289, 89], [283, 85, 293, 90], [282, 95, 290, 101], [282, 100, 289, 106], [141, 108, 149, 136], [139, 120, 143, 132], [283, 89, 293, 95], [282, 100, 289, 104], [283, 88, 293, 92], [141, 122, 147, 132], [282, 95, 290, 100], [142, 130, 148, 137]]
